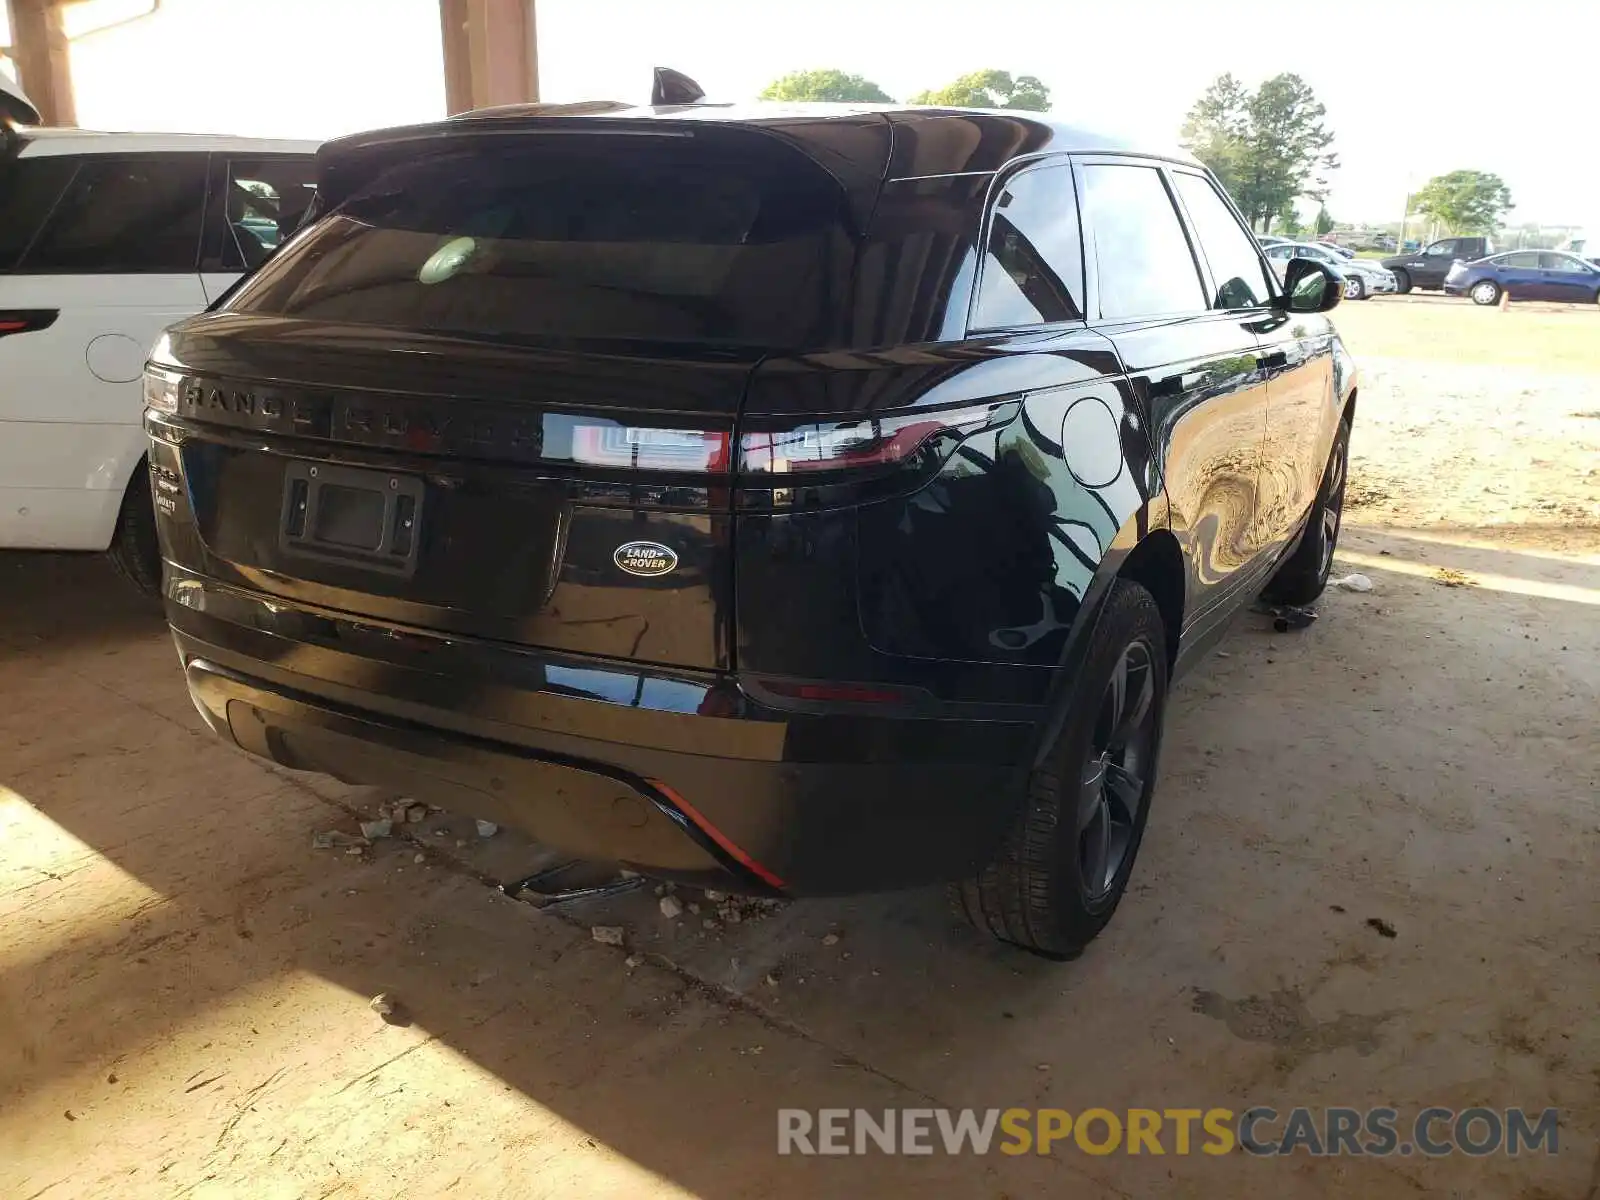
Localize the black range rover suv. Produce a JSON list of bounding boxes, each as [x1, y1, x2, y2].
[[144, 102, 1355, 957]]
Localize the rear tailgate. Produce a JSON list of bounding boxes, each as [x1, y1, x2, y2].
[[156, 321, 750, 669], [152, 122, 873, 672]]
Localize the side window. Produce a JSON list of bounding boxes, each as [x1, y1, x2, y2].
[[0, 157, 78, 271], [1080, 163, 1206, 320], [217, 157, 318, 271], [1539, 252, 1584, 272], [1425, 240, 1456, 258], [1170, 172, 1275, 309], [21, 155, 208, 273], [1502, 251, 1539, 268], [971, 162, 1083, 329]]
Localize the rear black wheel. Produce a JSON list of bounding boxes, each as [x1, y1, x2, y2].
[[106, 464, 163, 598], [1264, 417, 1350, 607], [954, 580, 1167, 959], [1470, 279, 1501, 306]]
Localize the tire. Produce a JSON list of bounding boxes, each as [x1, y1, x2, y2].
[[106, 463, 163, 598], [1392, 269, 1411, 294], [1343, 276, 1365, 302], [1264, 417, 1351, 607], [1470, 280, 1501, 306], [953, 580, 1168, 959]]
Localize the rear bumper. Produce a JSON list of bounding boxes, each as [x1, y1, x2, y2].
[[167, 569, 1036, 896]]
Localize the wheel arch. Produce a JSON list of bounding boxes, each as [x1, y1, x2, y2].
[[1029, 500, 1180, 770], [1116, 528, 1185, 673]]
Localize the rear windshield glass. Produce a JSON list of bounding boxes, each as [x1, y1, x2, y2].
[[225, 134, 854, 351]]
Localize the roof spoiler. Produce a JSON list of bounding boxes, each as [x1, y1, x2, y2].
[[650, 67, 705, 106], [452, 99, 631, 121]]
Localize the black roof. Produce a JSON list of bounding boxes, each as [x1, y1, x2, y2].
[[320, 101, 1193, 187]]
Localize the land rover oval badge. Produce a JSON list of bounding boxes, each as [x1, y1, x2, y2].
[[614, 540, 679, 578]]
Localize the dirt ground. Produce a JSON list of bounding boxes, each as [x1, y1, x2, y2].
[[3, 297, 1598, 1199]]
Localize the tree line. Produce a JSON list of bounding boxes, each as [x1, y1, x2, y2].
[[761, 68, 1514, 236], [1179, 72, 1513, 236], [760, 68, 1049, 111]]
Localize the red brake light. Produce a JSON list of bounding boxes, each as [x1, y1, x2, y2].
[[0, 309, 59, 338], [737, 401, 1015, 475], [761, 679, 910, 704]]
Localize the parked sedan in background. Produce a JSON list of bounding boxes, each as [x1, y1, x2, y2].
[[1264, 240, 1396, 300], [1381, 236, 1494, 293], [1444, 251, 1600, 305]]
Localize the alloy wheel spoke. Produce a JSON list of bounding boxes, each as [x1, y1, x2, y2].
[[1104, 652, 1129, 748], [1081, 796, 1111, 891], [1111, 658, 1154, 747], [1078, 768, 1107, 831], [1104, 761, 1143, 822]]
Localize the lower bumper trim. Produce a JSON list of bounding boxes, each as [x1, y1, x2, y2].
[[187, 657, 767, 892]]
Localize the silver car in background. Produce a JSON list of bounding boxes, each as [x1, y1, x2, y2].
[[1264, 240, 1397, 300]]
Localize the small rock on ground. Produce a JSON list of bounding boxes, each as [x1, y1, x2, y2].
[[591, 926, 625, 946]]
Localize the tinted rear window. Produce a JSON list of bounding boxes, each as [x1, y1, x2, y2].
[[226, 135, 854, 351], [21, 155, 208, 273], [0, 155, 76, 271]]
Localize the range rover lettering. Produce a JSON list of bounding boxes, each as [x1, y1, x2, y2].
[[144, 95, 1354, 958]]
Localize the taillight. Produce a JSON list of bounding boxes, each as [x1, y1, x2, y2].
[[143, 365, 184, 414], [570, 423, 732, 473], [0, 309, 58, 338], [737, 400, 1017, 476]]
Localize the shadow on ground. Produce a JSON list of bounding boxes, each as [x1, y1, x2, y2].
[[2, 542, 1596, 1198]]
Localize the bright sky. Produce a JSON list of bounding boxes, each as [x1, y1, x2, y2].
[[5, 0, 1597, 227]]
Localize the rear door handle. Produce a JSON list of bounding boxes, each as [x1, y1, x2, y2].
[[1257, 351, 1288, 371]]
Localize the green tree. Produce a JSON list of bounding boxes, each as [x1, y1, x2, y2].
[[1180, 73, 1337, 231], [1273, 202, 1304, 238], [1179, 73, 1251, 199], [1411, 170, 1514, 233], [759, 69, 893, 104], [1314, 206, 1335, 236], [910, 69, 1050, 111]]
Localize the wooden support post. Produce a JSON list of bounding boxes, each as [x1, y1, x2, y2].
[[6, 0, 75, 126], [438, 0, 538, 115]]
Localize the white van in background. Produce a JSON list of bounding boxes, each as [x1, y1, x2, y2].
[[1, 71, 316, 592]]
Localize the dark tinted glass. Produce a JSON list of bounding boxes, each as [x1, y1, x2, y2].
[[1171, 172, 1274, 309], [220, 157, 318, 270], [1080, 164, 1205, 320], [972, 163, 1083, 329], [24, 155, 208, 273], [0, 156, 76, 271], [1501, 251, 1539, 268], [227, 137, 853, 351]]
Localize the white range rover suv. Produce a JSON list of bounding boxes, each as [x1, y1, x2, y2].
[[1, 73, 316, 591]]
